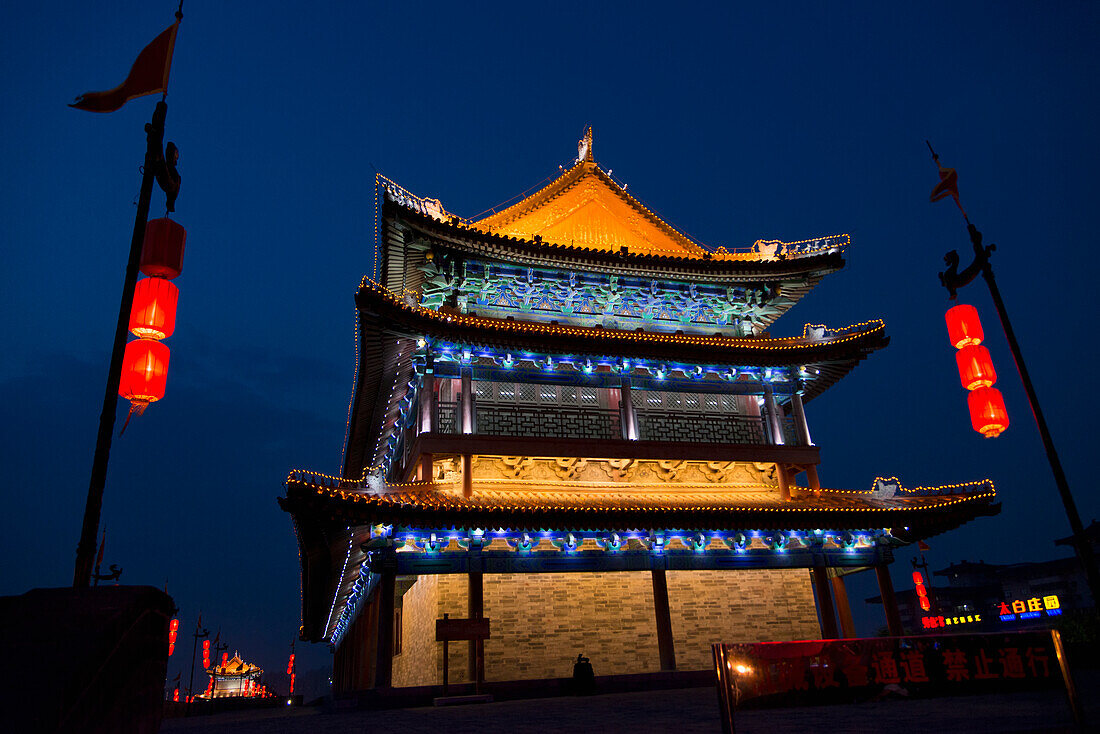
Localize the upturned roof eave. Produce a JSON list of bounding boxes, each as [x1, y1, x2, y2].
[[354, 280, 888, 367], [385, 198, 848, 279]]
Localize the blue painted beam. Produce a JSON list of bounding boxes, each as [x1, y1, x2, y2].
[[372, 547, 887, 575]]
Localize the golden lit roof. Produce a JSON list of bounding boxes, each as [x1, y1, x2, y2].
[[470, 127, 708, 257], [287, 473, 997, 519], [212, 654, 262, 677]]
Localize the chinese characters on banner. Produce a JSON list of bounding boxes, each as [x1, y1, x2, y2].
[[713, 630, 1075, 724]]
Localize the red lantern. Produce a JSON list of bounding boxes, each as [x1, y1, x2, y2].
[[945, 304, 984, 349], [168, 619, 178, 656], [955, 344, 997, 391], [173, 688, 179, 703], [119, 339, 169, 411], [129, 277, 179, 340], [140, 218, 186, 279], [222, 651, 229, 666], [913, 572, 931, 612], [968, 386, 1009, 437]]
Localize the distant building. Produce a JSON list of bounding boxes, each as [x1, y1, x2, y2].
[[201, 654, 264, 699], [867, 523, 1098, 634]]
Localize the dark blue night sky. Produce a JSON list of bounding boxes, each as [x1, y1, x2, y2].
[[2, 2, 1098, 682]]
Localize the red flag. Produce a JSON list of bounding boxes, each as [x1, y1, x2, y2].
[[917, 540, 931, 552], [930, 164, 959, 204], [927, 142, 969, 221], [70, 21, 180, 113]]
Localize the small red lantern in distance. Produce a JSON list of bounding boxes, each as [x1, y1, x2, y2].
[[222, 651, 229, 666], [119, 339, 169, 410], [168, 618, 179, 657], [140, 218, 186, 280], [173, 688, 179, 703], [913, 571, 931, 612], [129, 277, 179, 340], [955, 344, 997, 391], [945, 304, 984, 349], [969, 386, 1010, 438]]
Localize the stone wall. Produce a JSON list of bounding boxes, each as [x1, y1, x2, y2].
[[392, 568, 819, 687]]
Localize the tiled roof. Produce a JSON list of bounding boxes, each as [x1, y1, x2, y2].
[[284, 474, 998, 532]]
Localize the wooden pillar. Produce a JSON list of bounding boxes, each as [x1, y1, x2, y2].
[[333, 639, 346, 695], [811, 565, 839, 639], [461, 453, 473, 498], [831, 574, 856, 638], [419, 367, 435, 434], [460, 368, 474, 495], [651, 568, 676, 671], [791, 392, 812, 446], [876, 564, 904, 636], [468, 572, 484, 687], [763, 384, 784, 445], [776, 464, 791, 501], [361, 593, 380, 689], [619, 375, 638, 440], [373, 553, 397, 688], [805, 464, 821, 493], [460, 367, 474, 434]]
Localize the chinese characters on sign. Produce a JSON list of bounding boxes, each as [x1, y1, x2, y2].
[[922, 613, 982, 630], [998, 595, 1060, 622]]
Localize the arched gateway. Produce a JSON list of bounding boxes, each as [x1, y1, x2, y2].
[[280, 130, 998, 695]]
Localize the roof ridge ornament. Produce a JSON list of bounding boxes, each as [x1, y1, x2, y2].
[[577, 125, 593, 164]]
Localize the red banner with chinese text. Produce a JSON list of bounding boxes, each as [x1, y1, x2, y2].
[[714, 631, 1076, 724]]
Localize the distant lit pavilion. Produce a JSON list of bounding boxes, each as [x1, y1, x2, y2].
[[281, 129, 999, 693], [200, 654, 264, 699]]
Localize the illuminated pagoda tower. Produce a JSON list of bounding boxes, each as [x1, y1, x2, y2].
[[201, 654, 265, 699], [281, 129, 998, 693]]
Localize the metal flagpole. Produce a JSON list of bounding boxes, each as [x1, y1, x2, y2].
[[933, 144, 1100, 608], [73, 100, 168, 587]]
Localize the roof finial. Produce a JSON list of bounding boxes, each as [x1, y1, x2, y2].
[[577, 126, 593, 164]]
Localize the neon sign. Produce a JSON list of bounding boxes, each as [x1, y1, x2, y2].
[[999, 595, 1061, 622], [922, 613, 982, 630]]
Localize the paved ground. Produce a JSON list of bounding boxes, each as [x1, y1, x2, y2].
[[163, 671, 1096, 734]]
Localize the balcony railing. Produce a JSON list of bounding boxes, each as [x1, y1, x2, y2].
[[636, 409, 767, 445], [430, 400, 805, 446], [435, 400, 621, 440]]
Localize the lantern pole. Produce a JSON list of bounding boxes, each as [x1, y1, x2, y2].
[[186, 620, 208, 715], [72, 101, 168, 588], [939, 218, 1100, 611]]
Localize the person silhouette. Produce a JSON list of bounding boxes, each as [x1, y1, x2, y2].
[[572, 653, 595, 695]]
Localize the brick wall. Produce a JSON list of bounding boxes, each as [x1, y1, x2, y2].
[[667, 568, 820, 671], [392, 568, 819, 687], [392, 574, 439, 687]]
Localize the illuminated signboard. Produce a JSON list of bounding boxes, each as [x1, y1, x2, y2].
[[999, 595, 1061, 622], [922, 613, 982, 630]]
